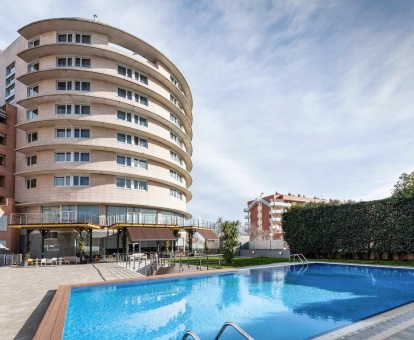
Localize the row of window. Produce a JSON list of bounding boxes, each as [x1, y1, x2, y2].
[[57, 57, 91, 68], [117, 88, 148, 106], [116, 133, 148, 148], [170, 132, 184, 148], [117, 65, 148, 85], [25, 153, 183, 183], [57, 33, 91, 44], [25, 175, 183, 199], [116, 110, 147, 126], [5, 62, 15, 104]]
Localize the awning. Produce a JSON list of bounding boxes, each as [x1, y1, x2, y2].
[[196, 229, 219, 240], [128, 227, 176, 241]]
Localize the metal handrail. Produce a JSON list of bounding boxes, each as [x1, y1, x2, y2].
[[289, 253, 308, 264], [215, 322, 253, 340], [181, 330, 201, 340]]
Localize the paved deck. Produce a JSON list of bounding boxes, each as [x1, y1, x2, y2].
[[1, 262, 414, 339]]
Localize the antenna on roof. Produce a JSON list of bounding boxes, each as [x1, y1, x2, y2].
[[93, 14, 98, 21]]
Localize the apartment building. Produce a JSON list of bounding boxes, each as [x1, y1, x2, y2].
[[0, 104, 18, 251], [244, 192, 327, 240], [0, 18, 194, 255]]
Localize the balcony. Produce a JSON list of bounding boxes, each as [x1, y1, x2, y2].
[[245, 222, 250, 226], [243, 208, 249, 212], [270, 201, 291, 208], [244, 215, 250, 219], [270, 209, 284, 214], [270, 217, 282, 223]]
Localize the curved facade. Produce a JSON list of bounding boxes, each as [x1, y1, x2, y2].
[[0, 18, 193, 225]]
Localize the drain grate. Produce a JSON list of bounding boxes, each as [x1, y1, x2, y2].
[[340, 308, 414, 340]]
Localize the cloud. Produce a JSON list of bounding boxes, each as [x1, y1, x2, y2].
[[1, 0, 414, 224]]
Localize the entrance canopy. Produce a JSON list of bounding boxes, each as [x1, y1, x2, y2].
[[196, 229, 219, 240], [128, 227, 176, 241]]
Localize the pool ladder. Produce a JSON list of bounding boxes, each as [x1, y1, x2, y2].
[[289, 253, 309, 265], [181, 321, 253, 340]]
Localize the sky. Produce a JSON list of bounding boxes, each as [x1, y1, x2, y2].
[[1, 0, 414, 224]]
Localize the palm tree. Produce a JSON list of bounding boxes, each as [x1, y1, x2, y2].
[[218, 217, 241, 263]]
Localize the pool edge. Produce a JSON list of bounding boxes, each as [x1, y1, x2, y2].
[[33, 268, 239, 340]]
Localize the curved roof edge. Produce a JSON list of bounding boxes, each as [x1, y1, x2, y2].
[[18, 17, 193, 106]]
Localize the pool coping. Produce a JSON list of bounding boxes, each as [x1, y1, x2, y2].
[[33, 267, 238, 340], [34, 262, 414, 340]]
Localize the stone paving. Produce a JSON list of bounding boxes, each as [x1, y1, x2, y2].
[[0, 262, 144, 340]]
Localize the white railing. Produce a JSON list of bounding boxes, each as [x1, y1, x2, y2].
[[10, 212, 100, 225]]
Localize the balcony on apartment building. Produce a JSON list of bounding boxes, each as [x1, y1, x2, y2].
[[243, 208, 249, 212], [270, 200, 291, 208], [270, 217, 282, 223], [270, 209, 284, 214]]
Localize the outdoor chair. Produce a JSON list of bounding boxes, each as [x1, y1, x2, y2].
[[64, 257, 70, 265]]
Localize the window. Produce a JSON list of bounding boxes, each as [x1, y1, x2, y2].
[[170, 151, 183, 165], [117, 133, 147, 148], [170, 113, 183, 130], [27, 85, 39, 97], [170, 188, 183, 200], [27, 108, 38, 120], [0, 176, 5, 187], [25, 179, 37, 189], [26, 155, 37, 166], [0, 133, 5, 146], [5, 96, 14, 104], [116, 177, 147, 191], [117, 88, 148, 106], [28, 62, 39, 73], [54, 176, 90, 186], [117, 65, 148, 84], [28, 39, 40, 48], [6, 62, 15, 76], [6, 74, 15, 86], [55, 152, 90, 162], [56, 33, 91, 44], [170, 132, 183, 148], [170, 74, 184, 92], [0, 112, 6, 125], [170, 94, 183, 110], [57, 57, 90, 68], [55, 128, 90, 138], [170, 170, 183, 183], [6, 84, 15, 98], [56, 81, 90, 91], [26, 132, 38, 143], [56, 104, 90, 115], [116, 155, 147, 169], [116, 110, 147, 127], [0, 154, 5, 167]]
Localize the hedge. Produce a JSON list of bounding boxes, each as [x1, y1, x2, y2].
[[282, 197, 414, 261]]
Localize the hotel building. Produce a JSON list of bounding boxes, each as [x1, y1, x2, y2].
[[0, 18, 196, 256], [244, 192, 327, 240]]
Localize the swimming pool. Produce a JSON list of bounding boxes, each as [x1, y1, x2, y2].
[[63, 263, 414, 339]]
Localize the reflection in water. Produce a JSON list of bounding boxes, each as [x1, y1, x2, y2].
[[64, 264, 414, 340]]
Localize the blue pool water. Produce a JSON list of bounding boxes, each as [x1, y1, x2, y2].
[[63, 264, 414, 339]]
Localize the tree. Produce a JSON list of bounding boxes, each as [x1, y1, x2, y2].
[[217, 217, 241, 263], [392, 171, 414, 200]]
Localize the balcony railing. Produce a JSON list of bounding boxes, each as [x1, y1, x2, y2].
[[10, 213, 217, 229], [243, 208, 249, 213], [270, 201, 291, 208], [270, 217, 282, 223], [10, 212, 100, 226], [270, 209, 284, 214]]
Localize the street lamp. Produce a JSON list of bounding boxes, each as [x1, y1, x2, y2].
[[269, 232, 273, 249]]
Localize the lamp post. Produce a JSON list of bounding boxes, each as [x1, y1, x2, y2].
[[269, 232, 273, 250]]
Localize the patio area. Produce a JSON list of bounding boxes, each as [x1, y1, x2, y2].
[[0, 263, 144, 340]]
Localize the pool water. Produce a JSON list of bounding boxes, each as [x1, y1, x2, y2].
[[63, 264, 414, 339]]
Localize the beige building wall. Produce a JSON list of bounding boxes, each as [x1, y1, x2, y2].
[[0, 18, 193, 224]]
